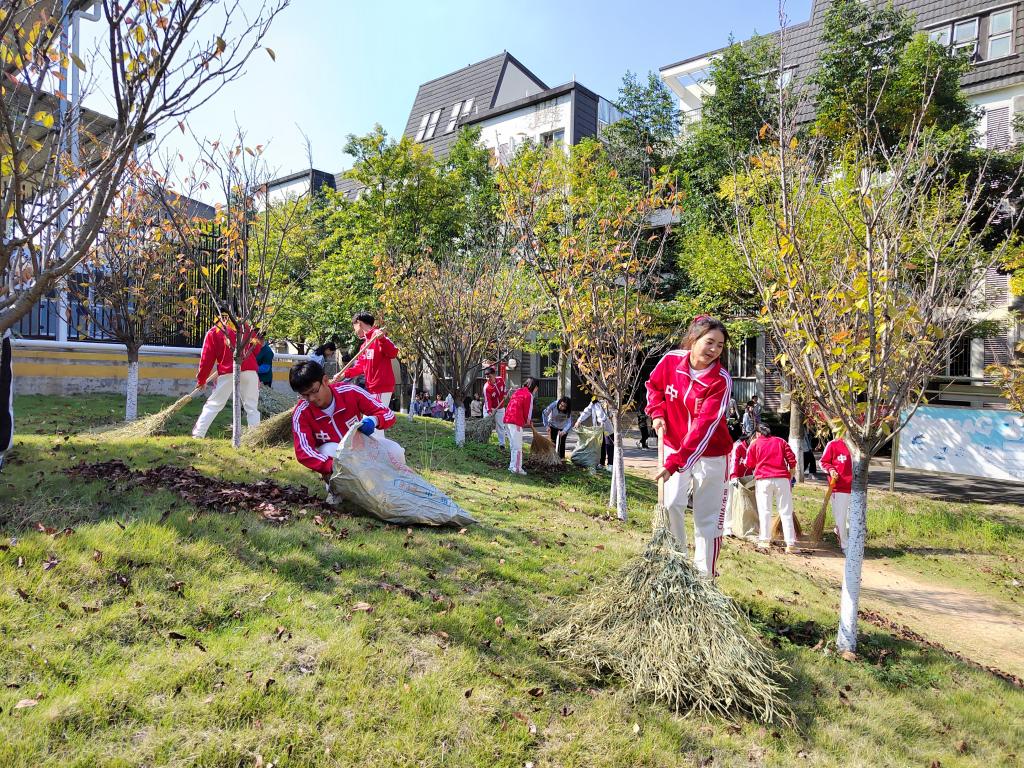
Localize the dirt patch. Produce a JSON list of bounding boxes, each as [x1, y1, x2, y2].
[[786, 544, 1024, 683], [67, 459, 336, 523]]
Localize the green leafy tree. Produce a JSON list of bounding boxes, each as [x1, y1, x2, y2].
[[601, 71, 680, 188]]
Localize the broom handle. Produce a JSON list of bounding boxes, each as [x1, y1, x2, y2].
[[332, 328, 385, 382], [657, 429, 665, 507]]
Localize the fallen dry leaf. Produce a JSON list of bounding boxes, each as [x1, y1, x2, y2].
[[527, 687, 544, 698], [351, 602, 373, 613], [840, 650, 858, 662], [13, 698, 38, 709], [494, 616, 504, 628], [464, 688, 473, 698]]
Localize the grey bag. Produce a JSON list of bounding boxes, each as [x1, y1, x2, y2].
[[570, 426, 603, 469], [328, 430, 475, 527], [730, 476, 759, 540]]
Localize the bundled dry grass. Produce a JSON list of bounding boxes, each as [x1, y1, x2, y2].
[[542, 515, 792, 723], [89, 387, 203, 439], [258, 386, 296, 416], [241, 408, 294, 449], [525, 426, 562, 470], [466, 414, 496, 444]]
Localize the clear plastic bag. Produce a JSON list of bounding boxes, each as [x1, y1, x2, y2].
[[570, 426, 603, 469], [328, 430, 475, 527]]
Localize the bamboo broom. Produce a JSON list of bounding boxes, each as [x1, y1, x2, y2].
[[810, 477, 836, 542]]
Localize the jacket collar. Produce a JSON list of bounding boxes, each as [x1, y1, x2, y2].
[[308, 383, 345, 420], [675, 350, 721, 382]]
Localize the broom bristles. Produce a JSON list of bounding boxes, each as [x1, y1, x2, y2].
[[770, 513, 803, 542], [241, 408, 294, 449], [542, 517, 791, 722], [90, 389, 200, 439]]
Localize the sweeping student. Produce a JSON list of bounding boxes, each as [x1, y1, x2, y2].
[[577, 398, 613, 472], [289, 360, 396, 483], [339, 313, 399, 407], [503, 377, 539, 476], [648, 315, 733, 578], [542, 396, 573, 459], [819, 435, 854, 553], [482, 366, 509, 449], [744, 424, 799, 552], [192, 312, 262, 439]]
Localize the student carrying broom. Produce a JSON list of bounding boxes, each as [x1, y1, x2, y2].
[[819, 434, 853, 553], [192, 312, 262, 439], [647, 315, 733, 578]]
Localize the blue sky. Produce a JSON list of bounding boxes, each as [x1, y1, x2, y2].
[[103, 0, 813, 180]]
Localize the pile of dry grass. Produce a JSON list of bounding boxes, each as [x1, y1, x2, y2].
[[90, 387, 203, 439], [525, 426, 562, 471], [466, 414, 496, 444], [258, 386, 296, 417], [542, 514, 791, 722], [241, 408, 294, 449]]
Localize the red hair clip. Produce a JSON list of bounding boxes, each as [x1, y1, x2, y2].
[[693, 314, 712, 323]]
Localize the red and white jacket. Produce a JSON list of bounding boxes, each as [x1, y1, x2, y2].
[[820, 438, 853, 493], [645, 350, 733, 475], [729, 439, 749, 480], [744, 435, 796, 481], [345, 329, 399, 394], [291, 383, 396, 476], [483, 377, 507, 414], [197, 324, 259, 387], [502, 387, 533, 428]]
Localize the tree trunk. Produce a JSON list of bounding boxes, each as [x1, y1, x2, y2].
[[789, 398, 804, 482], [231, 358, 242, 449], [408, 359, 419, 421], [125, 346, 140, 422], [608, 411, 628, 521], [454, 400, 466, 446], [837, 452, 871, 653]]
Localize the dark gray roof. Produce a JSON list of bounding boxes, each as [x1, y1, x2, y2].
[[663, 0, 1024, 113], [403, 52, 548, 158], [463, 81, 599, 126], [332, 174, 363, 201]]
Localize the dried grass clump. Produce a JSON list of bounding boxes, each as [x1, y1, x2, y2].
[[465, 414, 496, 444], [258, 386, 296, 416], [542, 517, 791, 723], [90, 388, 202, 439], [525, 426, 562, 470], [241, 408, 294, 449]]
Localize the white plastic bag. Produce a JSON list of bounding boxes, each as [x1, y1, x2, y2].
[[730, 476, 759, 540], [328, 429, 475, 527], [570, 426, 603, 469]]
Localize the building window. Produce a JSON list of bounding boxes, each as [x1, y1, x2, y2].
[[953, 18, 979, 57], [414, 113, 430, 142], [541, 129, 565, 148], [988, 9, 1014, 59], [422, 109, 442, 141], [929, 26, 951, 46], [444, 99, 475, 133], [986, 105, 1011, 150], [947, 336, 972, 378]]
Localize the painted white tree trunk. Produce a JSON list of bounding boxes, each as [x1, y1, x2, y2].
[[125, 357, 139, 422], [231, 359, 242, 449], [454, 403, 466, 446], [408, 362, 418, 421], [607, 412, 628, 521], [837, 453, 872, 653], [789, 399, 804, 482]]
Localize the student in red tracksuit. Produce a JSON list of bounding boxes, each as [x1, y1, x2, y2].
[[819, 436, 854, 553], [192, 313, 262, 438], [340, 312, 399, 406], [744, 424, 798, 551], [503, 377, 539, 476], [723, 435, 750, 537], [289, 360, 396, 482], [648, 315, 733, 578], [482, 367, 509, 448]]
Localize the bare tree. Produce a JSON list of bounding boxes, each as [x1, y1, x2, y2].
[[68, 160, 189, 420], [1, 0, 288, 335], [499, 140, 676, 519], [154, 132, 305, 448], [383, 241, 541, 446], [727, 58, 1023, 654]]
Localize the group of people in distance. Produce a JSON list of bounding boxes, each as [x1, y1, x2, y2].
[[192, 310, 854, 580]]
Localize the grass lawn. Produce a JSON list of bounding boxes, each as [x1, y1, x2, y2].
[[2, 394, 1023, 767]]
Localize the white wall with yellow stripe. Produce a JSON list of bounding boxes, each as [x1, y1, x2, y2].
[[12, 339, 305, 396]]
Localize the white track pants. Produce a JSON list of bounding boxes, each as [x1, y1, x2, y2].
[[507, 424, 523, 472], [664, 453, 727, 577], [832, 491, 851, 551], [192, 370, 260, 438], [756, 477, 796, 545], [493, 408, 508, 447]]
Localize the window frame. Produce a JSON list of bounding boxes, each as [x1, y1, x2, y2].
[[988, 7, 1015, 59], [414, 113, 430, 142], [423, 109, 442, 141]]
